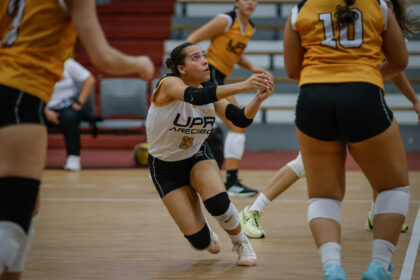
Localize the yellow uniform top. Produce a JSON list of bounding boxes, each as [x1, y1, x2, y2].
[[0, 0, 77, 103], [292, 0, 388, 90], [206, 10, 255, 76]]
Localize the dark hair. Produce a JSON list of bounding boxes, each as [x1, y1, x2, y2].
[[391, 0, 420, 37], [335, 0, 358, 30], [165, 42, 196, 76]]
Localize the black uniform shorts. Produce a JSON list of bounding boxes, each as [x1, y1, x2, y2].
[[0, 84, 46, 128], [148, 141, 216, 198], [295, 82, 393, 142]]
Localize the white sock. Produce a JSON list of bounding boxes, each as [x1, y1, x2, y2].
[[318, 242, 341, 268], [372, 239, 395, 271], [0, 222, 26, 273], [250, 192, 270, 212], [229, 231, 246, 244], [8, 215, 39, 272]]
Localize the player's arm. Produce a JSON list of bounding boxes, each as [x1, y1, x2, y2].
[[186, 16, 229, 43], [283, 16, 304, 80], [391, 72, 420, 116], [157, 74, 270, 105], [381, 8, 408, 79], [65, 0, 154, 80]]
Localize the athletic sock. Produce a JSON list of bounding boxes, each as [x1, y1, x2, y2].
[[372, 239, 395, 270], [250, 192, 270, 212], [226, 170, 238, 186], [318, 242, 341, 268]]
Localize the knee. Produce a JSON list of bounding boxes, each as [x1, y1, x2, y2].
[[204, 192, 230, 216], [374, 186, 410, 217], [308, 198, 341, 224], [287, 152, 305, 178], [184, 224, 211, 250], [224, 132, 245, 159]]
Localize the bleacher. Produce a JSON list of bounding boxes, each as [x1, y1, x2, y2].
[[48, 0, 176, 149], [50, 0, 420, 151]]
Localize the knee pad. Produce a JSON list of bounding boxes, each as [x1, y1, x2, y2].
[[0, 177, 40, 233], [204, 192, 230, 216], [308, 198, 341, 224], [7, 215, 39, 272], [224, 132, 245, 159], [287, 152, 305, 178], [184, 223, 211, 250], [204, 192, 239, 230], [374, 186, 410, 217]]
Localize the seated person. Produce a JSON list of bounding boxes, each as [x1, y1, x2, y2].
[[44, 58, 96, 171]]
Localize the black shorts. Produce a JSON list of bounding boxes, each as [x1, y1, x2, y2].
[[148, 141, 216, 198], [0, 84, 46, 128], [295, 82, 393, 143], [202, 64, 226, 87]]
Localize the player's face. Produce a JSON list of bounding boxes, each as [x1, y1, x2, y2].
[[182, 45, 210, 82], [235, 0, 257, 17]]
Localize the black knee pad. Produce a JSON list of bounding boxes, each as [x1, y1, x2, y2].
[[204, 192, 230, 216], [0, 177, 40, 233], [184, 223, 211, 250]]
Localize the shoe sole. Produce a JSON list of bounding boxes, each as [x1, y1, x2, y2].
[[207, 233, 221, 254], [237, 258, 257, 266]]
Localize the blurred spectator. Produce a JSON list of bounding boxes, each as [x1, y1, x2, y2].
[[44, 58, 96, 171]]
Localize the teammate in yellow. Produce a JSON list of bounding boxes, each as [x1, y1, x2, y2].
[[187, 0, 272, 197], [284, 0, 409, 279], [0, 0, 154, 278], [240, 0, 419, 240]]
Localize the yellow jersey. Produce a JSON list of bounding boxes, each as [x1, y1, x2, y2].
[[291, 0, 388, 90], [0, 0, 77, 103], [206, 10, 255, 76]]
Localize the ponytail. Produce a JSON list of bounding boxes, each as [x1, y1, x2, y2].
[[335, 0, 358, 30]]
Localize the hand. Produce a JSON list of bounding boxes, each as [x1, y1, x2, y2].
[[252, 67, 273, 80], [137, 56, 155, 81], [256, 80, 274, 102], [244, 73, 272, 92], [44, 108, 60, 125], [72, 102, 83, 111]]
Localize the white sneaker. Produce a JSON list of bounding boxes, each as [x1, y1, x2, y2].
[[0, 222, 25, 273], [233, 236, 257, 266], [206, 232, 221, 254], [64, 155, 81, 171]]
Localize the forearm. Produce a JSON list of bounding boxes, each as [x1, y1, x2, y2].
[[237, 55, 255, 72], [216, 81, 249, 99], [78, 76, 96, 104], [244, 95, 263, 119], [391, 72, 419, 105]]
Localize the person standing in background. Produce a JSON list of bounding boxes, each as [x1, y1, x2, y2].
[[44, 57, 96, 171]]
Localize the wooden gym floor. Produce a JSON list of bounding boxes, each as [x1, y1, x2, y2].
[[21, 169, 420, 280]]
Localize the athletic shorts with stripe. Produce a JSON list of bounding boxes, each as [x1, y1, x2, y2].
[[148, 141, 216, 198], [0, 84, 46, 128]]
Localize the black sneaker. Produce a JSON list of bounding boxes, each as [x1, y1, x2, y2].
[[225, 180, 258, 197]]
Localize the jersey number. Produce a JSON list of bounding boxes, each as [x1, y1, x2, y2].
[[319, 9, 363, 49], [179, 136, 194, 150], [3, 0, 26, 46]]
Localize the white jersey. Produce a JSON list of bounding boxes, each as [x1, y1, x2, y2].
[[47, 58, 91, 110], [146, 75, 216, 162]]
